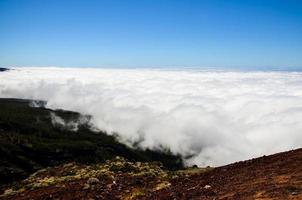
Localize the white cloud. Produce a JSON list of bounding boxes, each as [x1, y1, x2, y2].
[[1, 67, 302, 166]]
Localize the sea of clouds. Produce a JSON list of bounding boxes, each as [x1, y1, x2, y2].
[[1, 67, 302, 166]]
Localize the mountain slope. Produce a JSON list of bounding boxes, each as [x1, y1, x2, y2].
[[0, 98, 183, 185], [0, 68, 9, 72], [0, 98, 301, 199], [142, 148, 302, 200], [1, 148, 301, 199]]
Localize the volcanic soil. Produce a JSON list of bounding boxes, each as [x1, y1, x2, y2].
[[1, 148, 301, 200]]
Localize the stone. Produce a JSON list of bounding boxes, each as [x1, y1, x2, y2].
[[3, 189, 17, 196], [87, 177, 100, 185], [204, 185, 211, 189], [83, 183, 90, 190]]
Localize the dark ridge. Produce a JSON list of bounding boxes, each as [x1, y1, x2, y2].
[[0, 68, 9, 72], [0, 98, 47, 108], [0, 98, 183, 185]]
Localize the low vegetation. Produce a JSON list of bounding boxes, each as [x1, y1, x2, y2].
[[1, 157, 173, 199], [0, 98, 183, 185]]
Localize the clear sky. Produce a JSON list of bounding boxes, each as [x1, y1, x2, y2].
[[0, 0, 302, 69]]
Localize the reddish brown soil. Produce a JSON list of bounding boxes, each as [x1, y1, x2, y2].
[[2, 174, 164, 200], [1, 148, 302, 200], [141, 148, 302, 200]]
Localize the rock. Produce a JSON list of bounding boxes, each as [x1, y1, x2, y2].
[[87, 177, 100, 185], [204, 185, 211, 189], [32, 168, 47, 176], [63, 163, 74, 168], [17, 188, 25, 193], [3, 188, 17, 196], [83, 183, 90, 190]]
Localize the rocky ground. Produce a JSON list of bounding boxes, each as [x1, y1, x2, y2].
[[0, 156, 207, 200], [143, 148, 302, 200], [1, 148, 301, 200]]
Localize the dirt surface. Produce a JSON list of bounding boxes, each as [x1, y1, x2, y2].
[[142, 148, 302, 200], [1, 148, 302, 200]]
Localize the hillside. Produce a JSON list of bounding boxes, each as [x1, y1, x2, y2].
[[0, 68, 9, 72], [0, 98, 301, 199], [1, 148, 301, 199], [0, 98, 183, 185], [143, 148, 302, 200]]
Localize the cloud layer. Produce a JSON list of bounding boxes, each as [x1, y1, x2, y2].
[[1, 67, 302, 166]]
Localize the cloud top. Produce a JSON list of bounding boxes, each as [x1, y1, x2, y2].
[[1, 67, 302, 166]]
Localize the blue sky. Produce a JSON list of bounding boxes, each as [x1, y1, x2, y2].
[[0, 0, 302, 69]]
